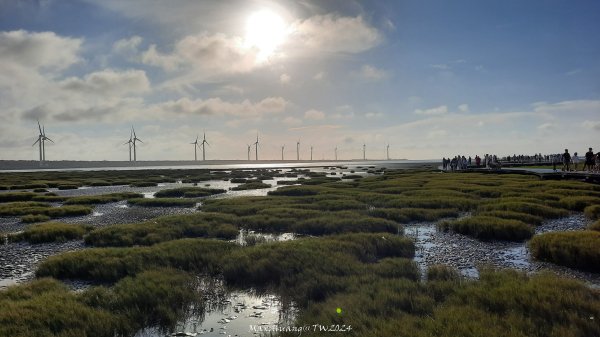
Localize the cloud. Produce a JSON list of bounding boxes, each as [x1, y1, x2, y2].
[[458, 104, 470, 113], [154, 96, 288, 117], [113, 35, 142, 57], [280, 73, 291, 84], [582, 120, 600, 131], [0, 30, 82, 71], [304, 109, 325, 120], [289, 124, 342, 131], [313, 71, 325, 80], [430, 64, 450, 70], [141, 32, 261, 76], [532, 100, 600, 117], [358, 64, 387, 80], [537, 123, 555, 131], [290, 14, 380, 54], [59, 69, 150, 96], [365, 112, 383, 119], [282, 116, 302, 126], [414, 105, 448, 115]]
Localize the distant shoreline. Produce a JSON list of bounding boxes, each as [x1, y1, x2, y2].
[[0, 159, 432, 172]]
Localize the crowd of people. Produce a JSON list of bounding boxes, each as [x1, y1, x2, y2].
[[442, 147, 600, 173], [557, 147, 600, 172]]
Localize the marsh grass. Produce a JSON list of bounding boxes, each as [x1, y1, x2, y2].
[[0, 202, 92, 217], [154, 187, 226, 198], [589, 220, 600, 231], [558, 196, 600, 211], [20, 214, 51, 223], [230, 181, 271, 190], [127, 198, 197, 207], [0, 192, 36, 202], [585, 205, 600, 220], [85, 212, 239, 246], [9, 222, 92, 243], [438, 216, 534, 241], [529, 231, 600, 272], [37, 238, 236, 282], [64, 192, 143, 204]]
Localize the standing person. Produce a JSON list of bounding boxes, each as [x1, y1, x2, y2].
[[584, 147, 594, 171], [562, 149, 571, 172], [572, 152, 579, 171], [596, 151, 600, 173], [475, 155, 481, 167]]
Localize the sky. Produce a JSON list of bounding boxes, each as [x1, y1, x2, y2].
[[0, 0, 599, 161]]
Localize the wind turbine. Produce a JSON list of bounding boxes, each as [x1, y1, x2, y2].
[[41, 125, 53, 161], [296, 139, 300, 161], [254, 133, 259, 161], [247, 144, 251, 161], [201, 131, 209, 161], [132, 126, 143, 162], [362, 143, 366, 160], [33, 120, 53, 164], [191, 135, 200, 161], [123, 130, 133, 161], [310, 145, 313, 161], [386, 144, 390, 160], [334, 146, 338, 161], [281, 145, 285, 161]]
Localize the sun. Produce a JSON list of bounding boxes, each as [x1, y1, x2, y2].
[[244, 9, 287, 61]]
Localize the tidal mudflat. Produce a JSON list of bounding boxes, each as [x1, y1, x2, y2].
[[1, 167, 599, 337]]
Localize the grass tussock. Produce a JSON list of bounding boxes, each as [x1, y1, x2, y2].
[[558, 196, 600, 211], [20, 214, 51, 223], [529, 231, 600, 272], [64, 192, 143, 204], [0, 192, 36, 203], [589, 220, 600, 231], [85, 212, 239, 247], [9, 222, 92, 243], [230, 181, 271, 190], [127, 198, 197, 207], [584, 205, 600, 220], [154, 187, 226, 198], [36, 238, 236, 282], [438, 216, 534, 241], [0, 202, 92, 217]]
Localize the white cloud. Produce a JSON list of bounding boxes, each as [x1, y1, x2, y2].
[[358, 64, 387, 80], [280, 73, 291, 84], [59, 69, 150, 96], [537, 123, 555, 131], [582, 120, 600, 131], [304, 109, 325, 120], [414, 105, 448, 115], [282, 116, 302, 126], [113, 35, 142, 57], [290, 14, 380, 54], [365, 112, 383, 119], [458, 104, 470, 113], [0, 30, 82, 71], [154, 96, 288, 117], [313, 71, 325, 80]]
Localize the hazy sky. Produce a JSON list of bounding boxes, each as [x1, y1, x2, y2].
[[1, 0, 599, 161]]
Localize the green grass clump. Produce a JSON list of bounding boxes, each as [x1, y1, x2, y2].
[[0, 278, 121, 337], [478, 201, 569, 219], [529, 231, 600, 272], [154, 187, 226, 198], [427, 264, 460, 281], [20, 214, 51, 223], [589, 220, 600, 231], [0, 201, 51, 216], [85, 212, 239, 247], [584, 205, 600, 220], [475, 210, 544, 226], [36, 238, 236, 282], [231, 182, 271, 190], [64, 192, 143, 204], [369, 208, 459, 223], [268, 185, 326, 196], [31, 195, 70, 202], [0, 192, 36, 202], [127, 198, 197, 207], [44, 205, 93, 217], [558, 196, 600, 211], [57, 184, 79, 190], [438, 216, 534, 241], [9, 222, 91, 243]]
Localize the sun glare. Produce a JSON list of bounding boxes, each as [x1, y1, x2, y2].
[[244, 9, 286, 61]]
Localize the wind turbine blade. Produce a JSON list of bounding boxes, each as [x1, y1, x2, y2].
[[45, 137, 54, 143], [42, 125, 46, 136], [37, 120, 42, 135], [32, 138, 40, 146], [137, 138, 143, 143]]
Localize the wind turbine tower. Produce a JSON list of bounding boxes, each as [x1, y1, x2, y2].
[[363, 143, 366, 160], [201, 132, 209, 161], [386, 144, 390, 160], [281, 145, 285, 161], [247, 144, 251, 161], [296, 140, 300, 161], [33, 121, 53, 164], [132, 126, 143, 162], [254, 133, 259, 161], [123, 130, 133, 161], [335, 147, 338, 161], [310, 146, 313, 161], [191, 135, 200, 161]]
